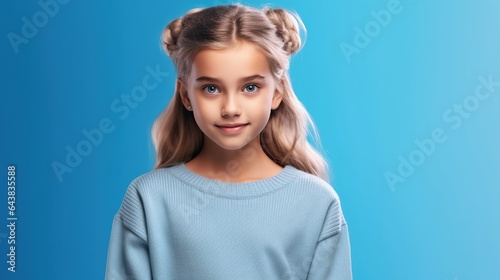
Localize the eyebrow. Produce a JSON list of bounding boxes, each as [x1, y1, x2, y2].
[[195, 74, 266, 83]]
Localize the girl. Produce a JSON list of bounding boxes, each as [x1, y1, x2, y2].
[[105, 4, 352, 280]]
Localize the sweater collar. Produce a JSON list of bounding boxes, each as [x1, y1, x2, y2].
[[167, 163, 298, 199]]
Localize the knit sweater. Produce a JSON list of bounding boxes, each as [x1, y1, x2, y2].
[[105, 163, 352, 279]]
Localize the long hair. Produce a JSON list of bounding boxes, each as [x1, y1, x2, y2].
[[152, 4, 331, 182]]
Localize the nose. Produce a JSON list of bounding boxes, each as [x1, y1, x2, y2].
[[221, 93, 241, 117]]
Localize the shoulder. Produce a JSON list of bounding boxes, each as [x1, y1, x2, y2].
[[114, 165, 182, 239], [130, 165, 178, 186], [288, 166, 347, 240], [124, 164, 182, 195], [288, 166, 340, 203], [116, 165, 181, 216]]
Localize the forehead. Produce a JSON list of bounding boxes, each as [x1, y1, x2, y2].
[[190, 41, 271, 81]]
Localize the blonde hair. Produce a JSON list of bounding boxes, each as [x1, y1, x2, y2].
[[152, 3, 331, 182]]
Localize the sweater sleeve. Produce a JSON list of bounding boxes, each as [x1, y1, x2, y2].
[[307, 201, 353, 280], [105, 184, 152, 280]]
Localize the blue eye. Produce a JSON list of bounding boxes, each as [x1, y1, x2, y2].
[[202, 85, 219, 94], [244, 84, 260, 94]]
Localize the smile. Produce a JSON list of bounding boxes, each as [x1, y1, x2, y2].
[[215, 123, 249, 135]]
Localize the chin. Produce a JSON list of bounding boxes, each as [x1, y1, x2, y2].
[[204, 130, 260, 152], [214, 141, 251, 151]]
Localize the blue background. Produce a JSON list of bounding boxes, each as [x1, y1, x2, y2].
[[1, 0, 499, 279]]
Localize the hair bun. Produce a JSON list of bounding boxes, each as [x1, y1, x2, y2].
[[161, 17, 182, 57], [264, 7, 304, 55], [161, 8, 205, 57]]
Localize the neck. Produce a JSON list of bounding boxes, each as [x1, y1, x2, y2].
[[185, 135, 283, 182]]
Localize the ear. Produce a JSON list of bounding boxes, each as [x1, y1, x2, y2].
[[177, 77, 191, 109], [271, 81, 284, 110]]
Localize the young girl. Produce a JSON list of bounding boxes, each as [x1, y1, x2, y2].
[[105, 4, 352, 280]]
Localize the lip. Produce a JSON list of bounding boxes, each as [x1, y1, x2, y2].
[[216, 123, 249, 128], [215, 123, 249, 135]]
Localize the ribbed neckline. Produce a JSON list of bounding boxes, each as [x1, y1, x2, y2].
[[167, 163, 298, 199]]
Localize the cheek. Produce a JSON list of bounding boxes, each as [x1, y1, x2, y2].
[[256, 90, 275, 110], [191, 99, 215, 125], [251, 100, 273, 122]]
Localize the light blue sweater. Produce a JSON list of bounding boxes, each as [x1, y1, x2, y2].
[[105, 163, 352, 279]]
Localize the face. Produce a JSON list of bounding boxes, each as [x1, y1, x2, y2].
[[179, 41, 282, 151]]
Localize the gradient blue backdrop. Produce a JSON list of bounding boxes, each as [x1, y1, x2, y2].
[[1, 0, 499, 279]]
